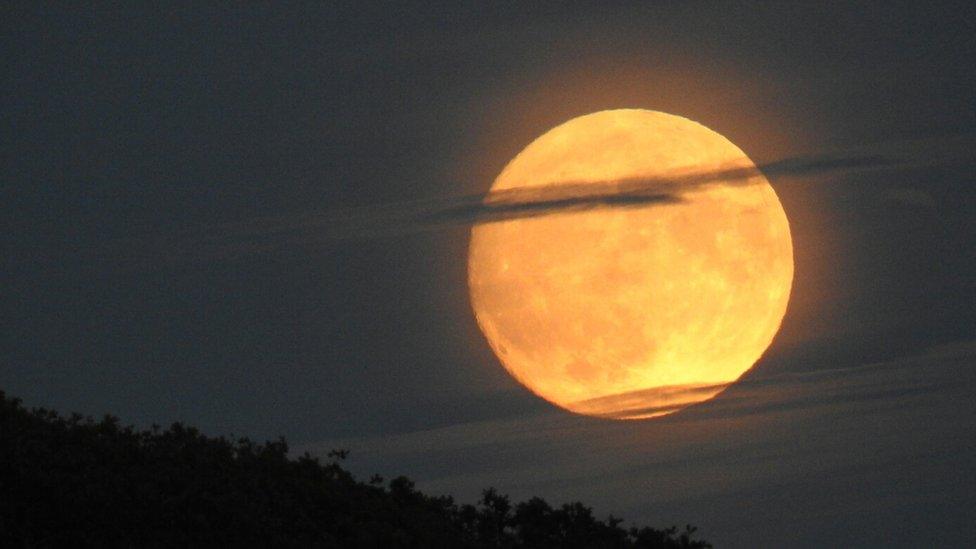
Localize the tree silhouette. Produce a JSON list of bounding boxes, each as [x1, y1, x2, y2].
[[0, 390, 710, 547]]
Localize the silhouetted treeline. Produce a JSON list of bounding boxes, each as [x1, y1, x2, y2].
[[0, 391, 710, 548]]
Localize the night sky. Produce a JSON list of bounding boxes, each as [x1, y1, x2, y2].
[[4, 3, 975, 546]]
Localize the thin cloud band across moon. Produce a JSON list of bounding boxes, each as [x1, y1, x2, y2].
[[77, 151, 892, 269], [468, 109, 794, 419]]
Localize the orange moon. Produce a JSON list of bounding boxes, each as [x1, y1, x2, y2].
[[467, 109, 793, 419]]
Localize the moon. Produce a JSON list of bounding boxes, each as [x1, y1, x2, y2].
[[467, 109, 793, 419]]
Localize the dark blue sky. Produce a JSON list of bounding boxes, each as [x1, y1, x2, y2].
[[3, 3, 974, 546]]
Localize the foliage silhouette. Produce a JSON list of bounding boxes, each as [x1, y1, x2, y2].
[[0, 391, 710, 548]]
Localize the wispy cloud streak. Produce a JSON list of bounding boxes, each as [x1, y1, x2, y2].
[[169, 153, 895, 261], [414, 153, 894, 228], [36, 152, 897, 268]]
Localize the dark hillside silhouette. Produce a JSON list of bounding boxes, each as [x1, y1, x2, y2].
[[0, 391, 710, 548]]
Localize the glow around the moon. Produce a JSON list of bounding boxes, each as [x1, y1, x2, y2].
[[468, 109, 793, 419]]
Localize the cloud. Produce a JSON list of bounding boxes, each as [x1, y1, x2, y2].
[[391, 153, 896, 230], [61, 151, 897, 269], [568, 382, 733, 420], [295, 339, 976, 462], [292, 339, 976, 546]]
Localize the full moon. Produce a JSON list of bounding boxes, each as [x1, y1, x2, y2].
[[468, 109, 793, 419]]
